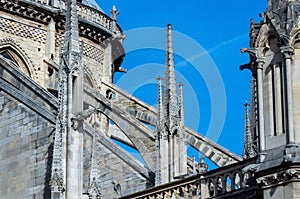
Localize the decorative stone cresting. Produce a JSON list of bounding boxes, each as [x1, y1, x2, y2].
[[0, 17, 47, 43], [256, 169, 300, 187]]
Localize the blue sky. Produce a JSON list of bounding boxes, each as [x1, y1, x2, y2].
[[97, 1, 267, 163]]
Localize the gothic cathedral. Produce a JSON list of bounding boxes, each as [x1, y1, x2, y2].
[[1, 0, 300, 198]]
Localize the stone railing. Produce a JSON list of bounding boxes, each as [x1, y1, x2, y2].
[[121, 158, 257, 199], [25, 0, 122, 34], [121, 175, 201, 199], [77, 4, 115, 32], [204, 158, 256, 197]]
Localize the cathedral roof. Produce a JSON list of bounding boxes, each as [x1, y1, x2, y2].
[[81, 0, 104, 12]]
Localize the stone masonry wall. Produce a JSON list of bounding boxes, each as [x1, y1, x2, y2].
[[0, 11, 47, 85], [97, 142, 151, 199], [0, 91, 53, 199]]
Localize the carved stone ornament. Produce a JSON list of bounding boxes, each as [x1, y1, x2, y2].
[[256, 169, 300, 186], [50, 169, 65, 193], [281, 46, 294, 59], [0, 0, 52, 24], [110, 5, 119, 21], [88, 177, 102, 199], [71, 119, 79, 131]]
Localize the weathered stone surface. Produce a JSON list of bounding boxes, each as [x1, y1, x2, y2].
[[0, 91, 52, 199], [7, 0, 300, 199]]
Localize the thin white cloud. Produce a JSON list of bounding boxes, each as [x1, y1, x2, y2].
[[176, 34, 247, 67]]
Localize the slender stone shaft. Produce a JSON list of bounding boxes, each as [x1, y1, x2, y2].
[[256, 58, 265, 151], [281, 46, 295, 144]]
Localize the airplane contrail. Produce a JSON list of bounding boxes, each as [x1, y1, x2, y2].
[[177, 34, 247, 67]]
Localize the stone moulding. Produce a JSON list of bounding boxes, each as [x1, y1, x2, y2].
[[256, 168, 300, 188], [0, 0, 125, 65], [0, 0, 53, 24]]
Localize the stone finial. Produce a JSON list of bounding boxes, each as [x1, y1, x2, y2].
[[198, 156, 208, 174], [193, 156, 197, 174], [110, 5, 119, 20], [243, 102, 256, 159], [164, 23, 177, 118]]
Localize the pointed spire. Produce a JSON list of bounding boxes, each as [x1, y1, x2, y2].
[[51, 0, 83, 196], [164, 24, 178, 120], [243, 102, 250, 159], [243, 102, 256, 159], [88, 132, 101, 198], [90, 133, 100, 183], [155, 76, 163, 186], [63, 0, 80, 57], [157, 76, 164, 128], [179, 82, 184, 125], [156, 24, 188, 184], [198, 156, 208, 174], [249, 77, 258, 150], [50, 125, 64, 193]]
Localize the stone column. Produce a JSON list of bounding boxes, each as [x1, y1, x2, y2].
[[240, 48, 266, 152], [45, 18, 56, 60], [200, 177, 209, 199], [169, 134, 174, 181], [281, 46, 295, 145], [273, 63, 283, 135], [162, 134, 169, 184], [50, 0, 59, 7], [256, 58, 266, 151]]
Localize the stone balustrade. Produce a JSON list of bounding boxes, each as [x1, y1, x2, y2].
[[121, 158, 257, 199], [121, 176, 201, 199], [77, 4, 112, 31], [25, 0, 122, 34]]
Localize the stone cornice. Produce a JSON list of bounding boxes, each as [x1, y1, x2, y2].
[[256, 168, 300, 188], [0, 0, 125, 70], [0, 0, 54, 24]]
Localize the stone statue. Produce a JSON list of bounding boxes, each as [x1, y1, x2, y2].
[[110, 5, 119, 21]]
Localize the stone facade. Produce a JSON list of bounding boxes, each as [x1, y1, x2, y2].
[[2, 0, 300, 199], [0, 0, 148, 198]]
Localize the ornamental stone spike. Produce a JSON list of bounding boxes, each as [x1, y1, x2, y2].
[[243, 102, 256, 159], [179, 82, 184, 125], [164, 24, 178, 121], [155, 76, 163, 185], [157, 76, 164, 131], [155, 24, 188, 184], [63, 0, 80, 57], [110, 5, 119, 21], [52, 0, 84, 197]]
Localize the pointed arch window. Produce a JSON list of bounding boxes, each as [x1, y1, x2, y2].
[[1, 50, 19, 66], [0, 47, 32, 77]]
